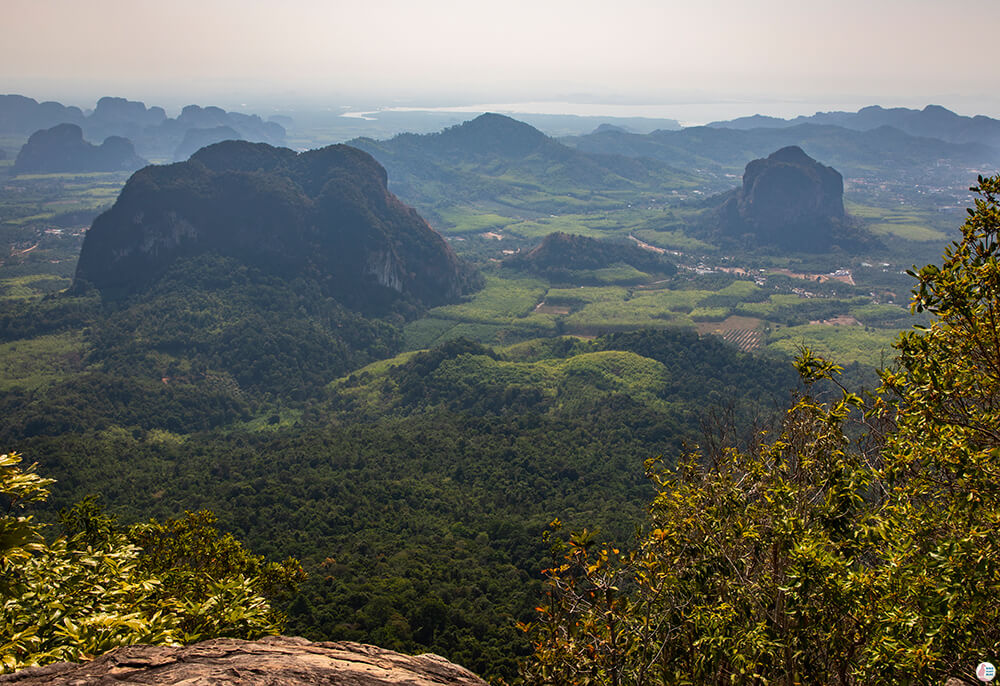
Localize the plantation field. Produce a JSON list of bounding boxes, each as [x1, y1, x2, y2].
[[845, 200, 953, 242], [697, 315, 765, 351], [0, 171, 130, 227], [0, 331, 88, 391], [429, 274, 549, 323], [0, 273, 72, 300], [435, 207, 514, 233], [766, 323, 902, 365]]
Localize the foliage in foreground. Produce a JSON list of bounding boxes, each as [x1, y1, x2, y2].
[[523, 176, 1000, 685], [0, 453, 304, 672]]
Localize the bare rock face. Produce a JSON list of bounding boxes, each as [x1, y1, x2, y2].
[[0, 636, 489, 685]]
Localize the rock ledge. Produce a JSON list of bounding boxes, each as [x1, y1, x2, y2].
[[0, 636, 488, 685]]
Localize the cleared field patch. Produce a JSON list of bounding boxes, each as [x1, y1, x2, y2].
[[435, 207, 514, 234], [534, 303, 572, 315], [561, 288, 703, 331], [505, 216, 630, 240], [697, 315, 765, 351], [721, 328, 764, 351]]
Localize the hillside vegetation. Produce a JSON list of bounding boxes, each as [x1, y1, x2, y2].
[[522, 176, 1000, 685], [2, 107, 996, 681]]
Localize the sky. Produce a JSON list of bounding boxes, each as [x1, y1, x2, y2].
[[6, 0, 1000, 122]]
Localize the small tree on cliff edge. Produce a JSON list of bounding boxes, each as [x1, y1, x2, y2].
[[0, 453, 305, 673], [522, 175, 1000, 685]]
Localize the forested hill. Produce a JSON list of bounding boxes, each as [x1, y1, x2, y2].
[[15, 329, 800, 680], [348, 113, 697, 220], [505, 231, 676, 282], [74, 140, 481, 310]]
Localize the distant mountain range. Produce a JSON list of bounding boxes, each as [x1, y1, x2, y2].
[[565, 121, 998, 177], [563, 118, 1000, 204], [0, 94, 285, 160], [708, 104, 1000, 148]]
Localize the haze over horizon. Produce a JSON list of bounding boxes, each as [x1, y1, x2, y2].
[[6, 0, 1000, 123]]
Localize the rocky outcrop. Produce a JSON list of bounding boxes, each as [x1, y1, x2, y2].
[[715, 146, 871, 252], [0, 636, 488, 685], [73, 141, 481, 310], [12, 123, 147, 174]]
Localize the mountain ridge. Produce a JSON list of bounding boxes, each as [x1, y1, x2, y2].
[[348, 112, 697, 221], [707, 104, 1000, 148], [0, 94, 285, 159]]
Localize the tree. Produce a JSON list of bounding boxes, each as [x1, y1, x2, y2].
[[522, 176, 1000, 685], [524, 365, 873, 686], [865, 175, 1000, 681], [0, 453, 304, 673]]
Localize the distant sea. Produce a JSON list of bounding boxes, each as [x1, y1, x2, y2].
[[341, 100, 882, 127]]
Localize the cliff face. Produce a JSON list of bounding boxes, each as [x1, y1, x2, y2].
[[12, 123, 146, 174], [716, 146, 867, 252], [73, 141, 480, 310], [0, 636, 489, 685]]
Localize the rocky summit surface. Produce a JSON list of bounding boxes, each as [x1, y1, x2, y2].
[[0, 636, 489, 685]]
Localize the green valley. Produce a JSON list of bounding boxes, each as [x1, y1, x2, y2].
[[0, 104, 995, 681]]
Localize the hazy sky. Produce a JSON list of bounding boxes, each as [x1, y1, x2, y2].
[[6, 0, 1000, 119]]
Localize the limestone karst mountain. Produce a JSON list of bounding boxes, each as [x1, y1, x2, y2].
[[73, 140, 481, 310], [12, 123, 146, 174], [711, 146, 876, 252]]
